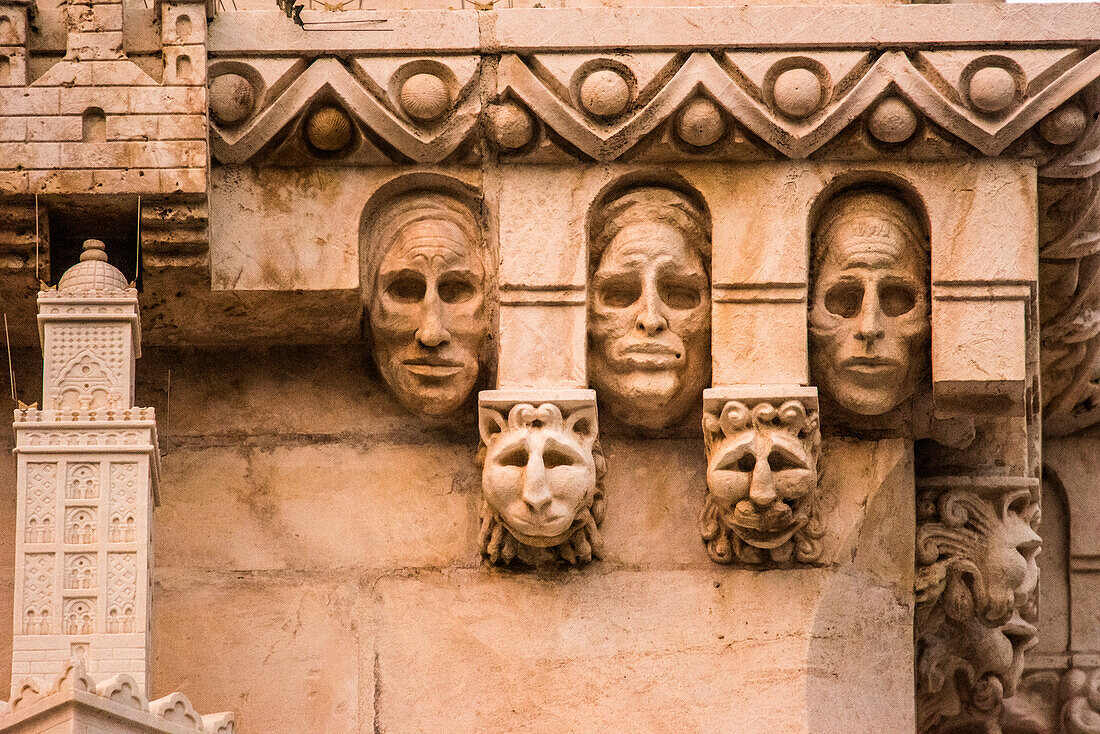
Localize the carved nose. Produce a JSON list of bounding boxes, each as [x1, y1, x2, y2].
[[854, 291, 886, 343], [522, 457, 553, 513], [415, 299, 451, 348], [749, 462, 777, 509], [636, 291, 668, 336]]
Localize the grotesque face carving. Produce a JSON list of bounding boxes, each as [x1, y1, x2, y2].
[[915, 479, 1041, 731], [700, 400, 822, 565], [478, 402, 605, 566], [588, 188, 711, 430], [369, 194, 487, 418], [809, 190, 930, 416]]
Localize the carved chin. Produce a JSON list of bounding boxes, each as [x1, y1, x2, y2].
[[819, 368, 913, 416], [382, 360, 477, 416], [502, 517, 581, 548], [593, 367, 695, 428]]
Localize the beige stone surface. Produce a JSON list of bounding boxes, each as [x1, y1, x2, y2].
[[152, 571, 359, 734], [371, 567, 912, 733]]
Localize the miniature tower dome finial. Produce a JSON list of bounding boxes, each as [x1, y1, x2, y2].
[[56, 238, 129, 293]]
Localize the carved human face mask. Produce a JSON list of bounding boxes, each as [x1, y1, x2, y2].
[[700, 400, 822, 564], [370, 215, 486, 417], [810, 193, 929, 416], [480, 403, 598, 547], [589, 219, 710, 429]]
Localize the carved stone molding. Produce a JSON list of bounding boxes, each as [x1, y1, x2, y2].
[[208, 55, 481, 165], [915, 475, 1042, 733], [699, 386, 822, 566], [477, 389, 604, 568]]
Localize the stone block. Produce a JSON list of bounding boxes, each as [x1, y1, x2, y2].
[[161, 45, 206, 86], [25, 116, 81, 143], [0, 88, 59, 117], [153, 571, 359, 734], [497, 303, 587, 388], [0, 116, 25, 142], [57, 87, 128, 116], [0, 169, 29, 193], [27, 169, 95, 194], [157, 168, 205, 194], [371, 566, 913, 733], [160, 4, 206, 46], [0, 143, 59, 169], [154, 442, 479, 571]]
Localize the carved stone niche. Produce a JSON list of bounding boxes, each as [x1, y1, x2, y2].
[[699, 387, 822, 566], [587, 182, 711, 431], [361, 178, 490, 419], [809, 184, 931, 428], [477, 389, 604, 568], [915, 475, 1041, 734]]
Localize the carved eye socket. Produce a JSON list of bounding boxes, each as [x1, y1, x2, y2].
[[600, 277, 641, 308], [717, 452, 757, 473], [879, 282, 916, 317], [438, 277, 476, 304], [542, 448, 577, 469], [824, 282, 863, 318], [387, 275, 426, 303], [767, 448, 807, 472], [497, 447, 528, 467], [659, 282, 702, 310]]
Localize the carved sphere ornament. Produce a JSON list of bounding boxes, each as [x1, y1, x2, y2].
[[478, 402, 605, 567], [400, 72, 452, 122], [1040, 100, 1088, 146], [208, 73, 255, 127], [967, 64, 1018, 114], [367, 192, 487, 418], [579, 68, 632, 119], [867, 96, 918, 144], [676, 97, 725, 148], [588, 186, 711, 430], [809, 189, 930, 416], [305, 106, 353, 151], [490, 100, 535, 150], [773, 67, 824, 119]]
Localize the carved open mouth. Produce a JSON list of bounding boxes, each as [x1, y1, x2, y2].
[[729, 501, 803, 549], [403, 357, 464, 377]]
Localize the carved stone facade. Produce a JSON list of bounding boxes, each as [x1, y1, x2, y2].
[[0, 1, 1098, 732]]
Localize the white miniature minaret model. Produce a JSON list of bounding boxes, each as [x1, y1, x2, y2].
[[10, 239, 160, 695]]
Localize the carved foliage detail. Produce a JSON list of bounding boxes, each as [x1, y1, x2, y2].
[[700, 399, 822, 565], [915, 478, 1041, 733], [478, 402, 605, 567]]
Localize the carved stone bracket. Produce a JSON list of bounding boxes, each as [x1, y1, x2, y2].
[[699, 386, 822, 566], [915, 475, 1042, 733], [477, 389, 604, 568]]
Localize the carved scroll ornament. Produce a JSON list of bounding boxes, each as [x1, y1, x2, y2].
[[478, 398, 605, 567], [700, 394, 822, 566], [916, 476, 1041, 733]]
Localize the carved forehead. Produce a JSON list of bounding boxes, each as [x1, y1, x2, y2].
[[381, 219, 482, 270], [590, 186, 711, 269], [814, 190, 929, 272], [598, 220, 704, 271]]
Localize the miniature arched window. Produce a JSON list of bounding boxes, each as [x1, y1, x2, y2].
[[0, 56, 10, 84], [176, 54, 192, 79], [82, 107, 106, 143]]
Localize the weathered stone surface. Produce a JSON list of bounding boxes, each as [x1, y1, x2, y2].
[[371, 567, 913, 733], [152, 571, 358, 734]]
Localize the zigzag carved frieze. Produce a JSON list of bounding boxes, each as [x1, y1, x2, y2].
[[209, 46, 1100, 165]]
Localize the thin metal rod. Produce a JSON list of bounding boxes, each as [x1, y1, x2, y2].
[[34, 193, 39, 283], [135, 195, 141, 284], [4, 314, 15, 402], [163, 368, 172, 457]]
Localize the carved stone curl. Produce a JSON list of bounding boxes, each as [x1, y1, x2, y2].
[[915, 476, 1041, 733], [699, 388, 823, 565], [477, 390, 605, 568]]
